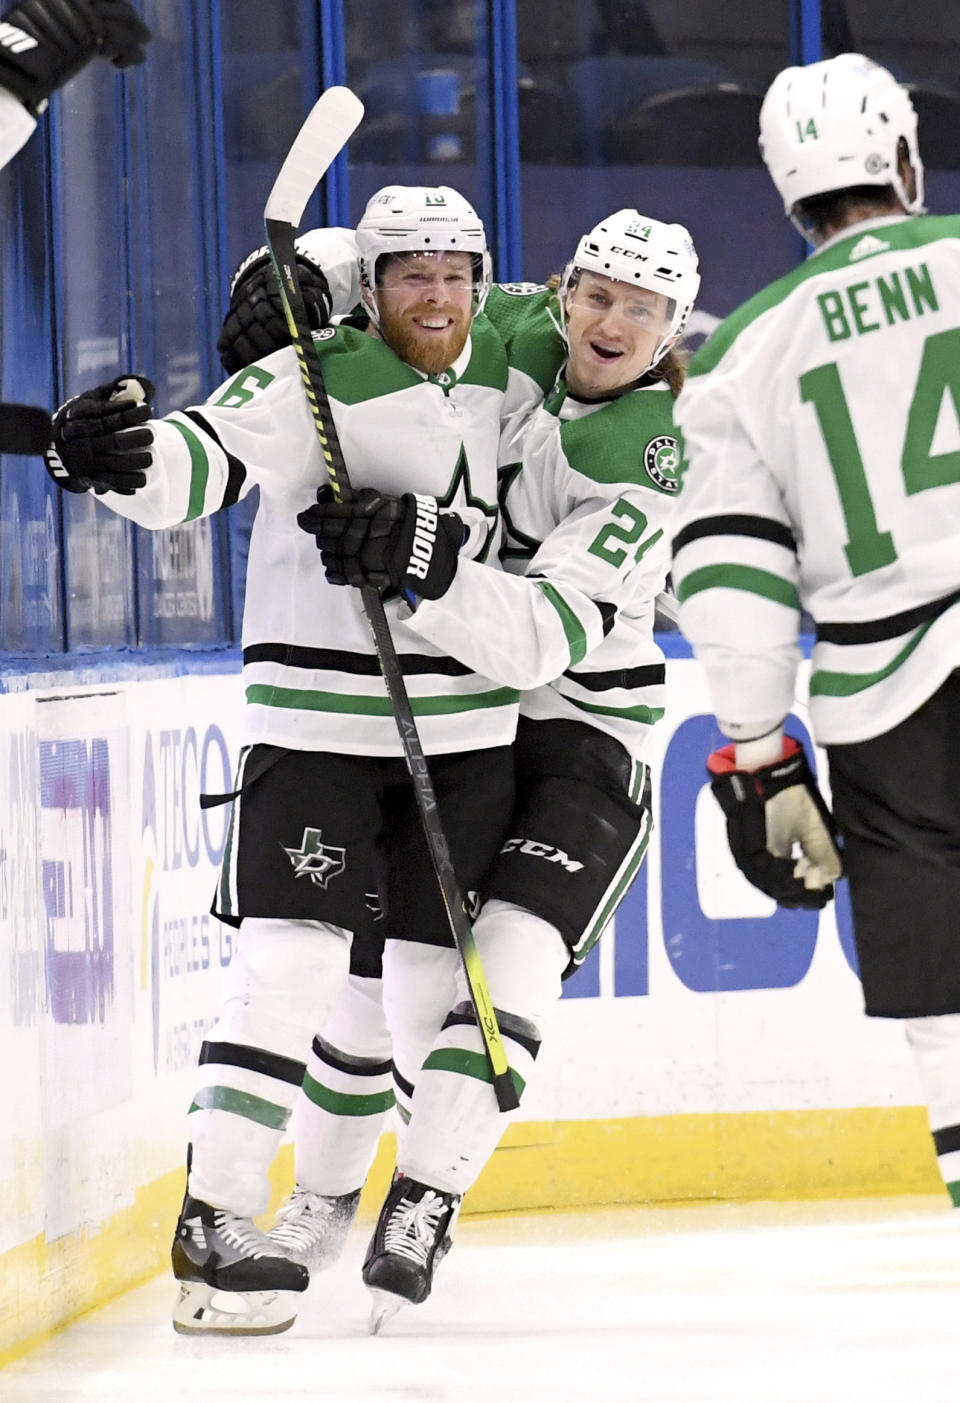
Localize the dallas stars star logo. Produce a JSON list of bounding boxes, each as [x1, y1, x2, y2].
[[282, 827, 346, 889]]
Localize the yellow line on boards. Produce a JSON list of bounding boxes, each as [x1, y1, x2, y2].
[[0, 1107, 943, 1369]]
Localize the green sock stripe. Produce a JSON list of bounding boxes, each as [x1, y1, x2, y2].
[[302, 1069, 395, 1117], [189, 1084, 290, 1130], [422, 1046, 525, 1097], [946, 1178, 960, 1208]]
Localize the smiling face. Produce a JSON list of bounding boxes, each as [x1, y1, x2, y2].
[[372, 250, 476, 375], [563, 271, 675, 399]]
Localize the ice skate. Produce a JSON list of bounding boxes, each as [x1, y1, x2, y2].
[[362, 1174, 460, 1333], [171, 1191, 309, 1335], [268, 1184, 362, 1270]]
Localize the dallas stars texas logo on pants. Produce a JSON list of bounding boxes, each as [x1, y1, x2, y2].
[[283, 827, 346, 889]]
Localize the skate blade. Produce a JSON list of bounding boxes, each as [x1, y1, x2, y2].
[[367, 1287, 407, 1336], [172, 1281, 299, 1336]]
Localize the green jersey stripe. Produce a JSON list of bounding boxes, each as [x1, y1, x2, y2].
[[301, 1070, 395, 1118], [422, 1046, 526, 1097], [245, 683, 520, 716], [536, 580, 589, 666], [566, 695, 664, 724], [677, 563, 801, 611], [188, 1084, 290, 1130], [809, 623, 931, 698], [167, 416, 211, 521]]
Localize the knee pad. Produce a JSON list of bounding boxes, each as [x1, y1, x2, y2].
[[320, 974, 392, 1062], [381, 939, 459, 1079], [214, 916, 351, 1059], [463, 900, 568, 1027]]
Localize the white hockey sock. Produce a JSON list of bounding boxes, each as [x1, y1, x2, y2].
[[399, 902, 568, 1196], [400, 1002, 540, 1195], [293, 975, 394, 1196], [904, 1012, 960, 1206], [381, 938, 460, 1156], [188, 916, 351, 1218]]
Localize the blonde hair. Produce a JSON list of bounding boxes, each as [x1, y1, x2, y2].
[[547, 273, 688, 399]]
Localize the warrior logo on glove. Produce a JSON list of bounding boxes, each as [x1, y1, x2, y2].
[[298, 486, 464, 602]]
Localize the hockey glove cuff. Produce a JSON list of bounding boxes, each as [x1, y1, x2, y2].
[[217, 246, 332, 374], [298, 486, 465, 600], [45, 374, 155, 495], [707, 735, 842, 910], [0, 1, 150, 112]]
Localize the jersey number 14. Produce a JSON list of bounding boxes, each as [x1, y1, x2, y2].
[[800, 325, 960, 576]]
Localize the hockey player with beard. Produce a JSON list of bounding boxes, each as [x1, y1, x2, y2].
[[0, 0, 149, 169], [219, 211, 700, 1330], [43, 185, 526, 1336], [673, 56, 960, 1219]]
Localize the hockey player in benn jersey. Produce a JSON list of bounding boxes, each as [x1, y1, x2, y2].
[[43, 186, 521, 1335], [292, 212, 699, 1328], [673, 54, 960, 1211]]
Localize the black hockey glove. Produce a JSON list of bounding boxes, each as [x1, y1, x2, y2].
[[298, 485, 465, 600], [45, 374, 155, 495], [217, 246, 332, 375], [0, 1, 151, 113], [707, 736, 842, 911]]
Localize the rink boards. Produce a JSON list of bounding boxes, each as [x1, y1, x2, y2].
[[0, 652, 941, 1363]]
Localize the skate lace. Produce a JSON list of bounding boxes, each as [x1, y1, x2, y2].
[[213, 1209, 275, 1259], [383, 1191, 447, 1267], [269, 1191, 336, 1252]]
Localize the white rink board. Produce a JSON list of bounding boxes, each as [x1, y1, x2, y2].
[[0, 655, 922, 1261]]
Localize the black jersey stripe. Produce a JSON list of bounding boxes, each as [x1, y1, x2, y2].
[[563, 662, 666, 692], [672, 514, 797, 556], [816, 585, 960, 645], [199, 1039, 305, 1085], [182, 409, 248, 508], [242, 642, 473, 676], [312, 1035, 392, 1078]]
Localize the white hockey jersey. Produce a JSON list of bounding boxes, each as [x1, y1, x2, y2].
[[673, 213, 960, 745], [0, 86, 35, 169], [412, 294, 678, 765], [286, 256, 675, 765], [97, 319, 514, 757]]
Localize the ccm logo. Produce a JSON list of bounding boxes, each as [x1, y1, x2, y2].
[[500, 838, 584, 873]]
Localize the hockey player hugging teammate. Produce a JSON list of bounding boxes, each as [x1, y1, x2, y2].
[[215, 202, 699, 1331], [44, 184, 519, 1336]]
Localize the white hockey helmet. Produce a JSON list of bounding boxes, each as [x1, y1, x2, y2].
[[356, 185, 493, 323], [759, 53, 924, 231], [559, 210, 700, 368]]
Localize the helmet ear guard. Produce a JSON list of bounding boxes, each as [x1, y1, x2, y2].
[[557, 210, 700, 373], [758, 53, 925, 235]]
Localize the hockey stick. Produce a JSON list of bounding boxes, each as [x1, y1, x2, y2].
[[264, 88, 520, 1113]]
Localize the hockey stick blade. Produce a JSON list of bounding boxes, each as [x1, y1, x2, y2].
[[264, 87, 364, 229], [0, 402, 52, 454]]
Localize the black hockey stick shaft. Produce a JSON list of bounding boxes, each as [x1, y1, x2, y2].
[[264, 93, 519, 1112]]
